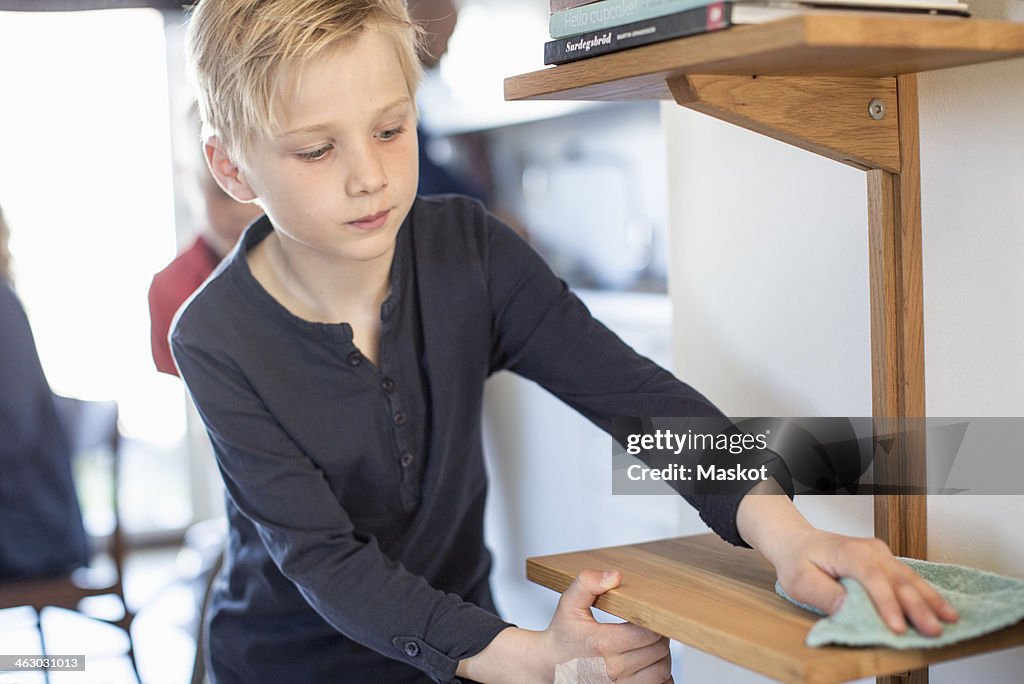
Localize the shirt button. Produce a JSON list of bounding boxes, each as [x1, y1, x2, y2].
[[400, 451, 414, 467], [404, 641, 420, 658], [347, 352, 362, 367], [393, 411, 407, 426], [381, 377, 396, 393]]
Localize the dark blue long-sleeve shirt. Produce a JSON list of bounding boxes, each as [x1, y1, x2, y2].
[[171, 196, 789, 683]]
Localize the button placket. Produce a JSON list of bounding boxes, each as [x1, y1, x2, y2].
[[391, 398, 418, 511], [378, 357, 414, 503], [391, 411, 419, 511], [376, 324, 419, 512]]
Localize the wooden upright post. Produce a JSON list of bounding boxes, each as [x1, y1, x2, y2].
[[867, 74, 928, 684], [866, 74, 927, 555]]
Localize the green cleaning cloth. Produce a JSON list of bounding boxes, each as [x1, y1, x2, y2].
[[776, 557, 1024, 648]]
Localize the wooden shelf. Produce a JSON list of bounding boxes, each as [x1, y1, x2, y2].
[[504, 15, 1024, 102], [509, 15, 1024, 683], [528, 534, 1024, 684]]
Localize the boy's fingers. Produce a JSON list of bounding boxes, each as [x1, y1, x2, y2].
[[855, 567, 907, 633], [602, 636, 670, 680], [892, 566, 957, 635], [615, 652, 672, 684], [895, 582, 943, 636], [861, 558, 958, 636], [556, 569, 621, 619], [907, 570, 959, 622], [593, 622, 664, 655]]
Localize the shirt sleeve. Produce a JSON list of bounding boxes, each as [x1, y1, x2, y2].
[[482, 214, 793, 547], [171, 333, 511, 683]]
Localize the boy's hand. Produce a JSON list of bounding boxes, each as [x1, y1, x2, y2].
[[770, 527, 958, 636], [736, 482, 958, 637], [457, 569, 672, 683], [542, 569, 673, 683]]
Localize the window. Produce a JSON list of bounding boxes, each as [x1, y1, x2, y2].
[[0, 9, 191, 536]]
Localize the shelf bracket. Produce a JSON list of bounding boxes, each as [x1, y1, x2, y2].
[[667, 74, 900, 173]]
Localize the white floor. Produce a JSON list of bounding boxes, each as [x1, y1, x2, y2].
[[0, 548, 200, 684]]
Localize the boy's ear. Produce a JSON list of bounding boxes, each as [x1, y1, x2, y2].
[[204, 137, 258, 203]]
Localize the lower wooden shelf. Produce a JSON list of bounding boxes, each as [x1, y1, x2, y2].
[[527, 534, 1024, 683]]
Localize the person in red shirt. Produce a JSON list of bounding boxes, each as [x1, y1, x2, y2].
[[148, 147, 264, 376]]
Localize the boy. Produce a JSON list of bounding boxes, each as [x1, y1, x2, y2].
[[174, 1, 957, 682]]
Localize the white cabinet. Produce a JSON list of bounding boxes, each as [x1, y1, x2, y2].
[[481, 290, 709, 629]]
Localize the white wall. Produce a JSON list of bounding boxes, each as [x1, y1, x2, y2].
[[660, 4, 1024, 679], [482, 292, 701, 633]]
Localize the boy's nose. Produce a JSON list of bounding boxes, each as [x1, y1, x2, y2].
[[346, 146, 388, 196]]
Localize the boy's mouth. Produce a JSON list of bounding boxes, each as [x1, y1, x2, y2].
[[348, 209, 390, 231]]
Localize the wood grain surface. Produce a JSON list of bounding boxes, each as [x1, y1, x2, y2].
[[668, 74, 900, 172], [528, 535, 1024, 683]]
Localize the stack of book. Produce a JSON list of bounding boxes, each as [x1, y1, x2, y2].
[[545, 0, 970, 64]]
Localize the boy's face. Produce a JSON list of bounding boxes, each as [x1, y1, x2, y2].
[[211, 27, 419, 266]]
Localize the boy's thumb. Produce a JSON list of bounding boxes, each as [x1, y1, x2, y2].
[[786, 572, 846, 617], [555, 569, 621, 619]]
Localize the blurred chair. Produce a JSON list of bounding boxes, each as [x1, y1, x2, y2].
[[178, 516, 227, 684], [0, 396, 138, 683]]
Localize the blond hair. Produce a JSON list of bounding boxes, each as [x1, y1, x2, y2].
[[186, 0, 423, 165], [0, 203, 11, 284]]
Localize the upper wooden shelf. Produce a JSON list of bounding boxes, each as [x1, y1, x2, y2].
[[528, 534, 1024, 683], [504, 15, 1024, 102]]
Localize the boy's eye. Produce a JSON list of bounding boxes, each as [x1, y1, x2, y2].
[[296, 145, 332, 161], [378, 126, 406, 142]]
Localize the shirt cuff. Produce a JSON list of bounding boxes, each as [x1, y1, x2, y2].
[[696, 449, 795, 548], [394, 606, 513, 683]]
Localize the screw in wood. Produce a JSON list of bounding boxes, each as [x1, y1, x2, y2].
[[869, 98, 887, 120]]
